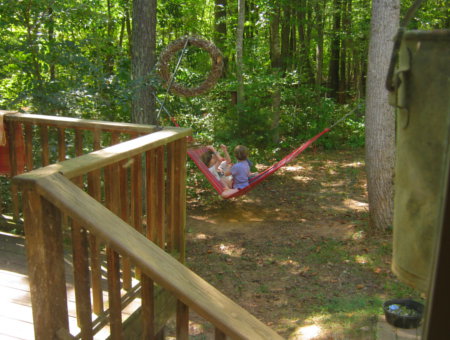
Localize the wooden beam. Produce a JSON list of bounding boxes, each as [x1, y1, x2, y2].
[[22, 189, 69, 339], [16, 173, 283, 340]]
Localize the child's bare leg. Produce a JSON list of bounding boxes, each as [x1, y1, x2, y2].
[[221, 188, 239, 198], [220, 177, 233, 189]]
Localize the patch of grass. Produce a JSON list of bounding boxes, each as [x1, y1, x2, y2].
[[304, 239, 350, 264]]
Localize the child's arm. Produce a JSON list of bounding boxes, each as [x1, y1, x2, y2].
[[220, 144, 232, 164]]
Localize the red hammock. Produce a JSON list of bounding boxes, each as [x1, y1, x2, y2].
[[187, 128, 330, 199]]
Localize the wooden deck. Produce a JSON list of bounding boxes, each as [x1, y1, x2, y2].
[[0, 229, 141, 340], [0, 230, 34, 340]]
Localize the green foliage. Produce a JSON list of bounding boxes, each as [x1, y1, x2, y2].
[[0, 0, 442, 161]]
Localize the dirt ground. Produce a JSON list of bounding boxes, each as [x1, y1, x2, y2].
[[181, 148, 396, 339]]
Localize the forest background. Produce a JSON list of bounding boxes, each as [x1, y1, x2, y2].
[[1, 0, 447, 155], [0, 2, 448, 337]]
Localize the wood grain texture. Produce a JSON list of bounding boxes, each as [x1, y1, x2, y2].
[[176, 300, 189, 340], [22, 189, 69, 339], [17, 173, 283, 339], [3, 112, 159, 134]]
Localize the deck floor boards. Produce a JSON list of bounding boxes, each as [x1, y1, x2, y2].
[[0, 232, 34, 340], [0, 231, 141, 340]]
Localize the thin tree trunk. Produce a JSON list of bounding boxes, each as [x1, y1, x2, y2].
[[270, 4, 282, 144], [280, 3, 291, 72], [339, 0, 351, 103], [47, 7, 55, 81], [214, 0, 228, 73], [328, 0, 341, 98], [314, 0, 325, 89], [236, 0, 245, 108], [131, 0, 157, 124], [365, 0, 399, 231]]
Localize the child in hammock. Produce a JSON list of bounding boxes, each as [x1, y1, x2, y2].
[[201, 144, 233, 189], [222, 145, 257, 198]]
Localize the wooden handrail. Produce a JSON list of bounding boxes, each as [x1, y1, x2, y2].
[[2, 111, 159, 134], [14, 171, 283, 339], [14, 128, 191, 182]]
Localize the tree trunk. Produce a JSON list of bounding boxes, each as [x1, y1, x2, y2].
[[314, 0, 325, 89], [338, 0, 351, 103], [269, 4, 282, 144], [214, 0, 228, 73], [236, 0, 245, 108], [280, 3, 291, 72], [328, 0, 341, 98], [47, 7, 55, 81], [131, 0, 157, 124], [365, 0, 399, 231]]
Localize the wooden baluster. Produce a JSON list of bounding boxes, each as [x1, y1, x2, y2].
[[107, 246, 122, 340], [71, 220, 93, 339], [24, 123, 33, 171], [131, 151, 143, 280], [120, 159, 132, 290], [88, 129, 104, 315], [71, 130, 94, 338], [6, 121, 20, 221], [111, 132, 133, 290], [143, 149, 157, 339], [40, 125, 50, 166], [141, 274, 155, 339], [132, 153, 143, 235], [104, 163, 123, 339], [155, 146, 165, 249], [173, 138, 187, 262], [22, 189, 69, 339], [146, 149, 156, 242], [58, 128, 66, 161], [176, 300, 189, 340], [166, 142, 175, 252]]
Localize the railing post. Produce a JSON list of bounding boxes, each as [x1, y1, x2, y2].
[[22, 189, 69, 339], [6, 120, 21, 221], [176, 300, 189, 340]]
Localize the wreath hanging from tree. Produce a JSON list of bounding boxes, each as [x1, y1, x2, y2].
[[158, 36, 224, 97]]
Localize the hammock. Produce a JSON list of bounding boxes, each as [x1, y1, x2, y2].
[[155, 37, 358, 199], [188, 128, 330, 199]]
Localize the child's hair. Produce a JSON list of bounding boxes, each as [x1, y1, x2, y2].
[[201, 150, 214, 166], [234, 145, 248, 161]]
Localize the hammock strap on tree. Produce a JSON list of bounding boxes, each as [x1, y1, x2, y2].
[[187, 128, 331, 199]]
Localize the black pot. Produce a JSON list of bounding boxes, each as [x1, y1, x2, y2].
[[383, 299, 424, 329]]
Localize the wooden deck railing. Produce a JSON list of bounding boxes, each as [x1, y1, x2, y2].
[[7, 112, 283, 339], [2, 110, 159, 222]]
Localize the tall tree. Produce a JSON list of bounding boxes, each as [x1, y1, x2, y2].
[[236, 0, 245, 108], [365, 0, 399, 230], [328, 0, 342, 98], [214, 0, 228, 74], [131, 0, 157, 124], [269, 3, 282, 144], [314, 0, 325, 89]]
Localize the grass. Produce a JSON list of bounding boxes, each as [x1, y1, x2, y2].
[[185, 149, 426, 339]]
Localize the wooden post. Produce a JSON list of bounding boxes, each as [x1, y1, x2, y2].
[[7, 121, 20, 221], [174, 138, 187, 262], [40, 125, 50, 166], [176, 300, 189, 340], [104, 163, 123, 339], [141, 274, 155, 339], [58, 128, 66, 161], [22, 189, 69, 339], [71, 221, 94, 339], [166, 142, 176, 252]]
